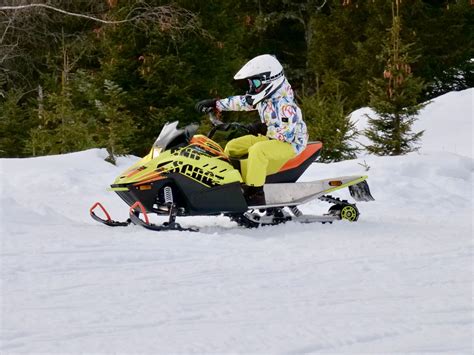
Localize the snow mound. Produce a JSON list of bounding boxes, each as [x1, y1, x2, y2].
[[351, 88, 473, 158]]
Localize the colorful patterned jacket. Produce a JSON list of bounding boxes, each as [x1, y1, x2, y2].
[[216, 79, 308, 154]]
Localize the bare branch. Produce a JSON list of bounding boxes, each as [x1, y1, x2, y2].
[[0, 3, 203, 31], [0, 3, 209, 37], [0, 17, 13, 43], [0, 3, 137, 24], [0, 2, 209, 88], [316, 0, 328, 11]]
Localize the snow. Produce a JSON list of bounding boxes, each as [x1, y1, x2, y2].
[[1, 90, 473, 354], [351, 88, 473, 158]]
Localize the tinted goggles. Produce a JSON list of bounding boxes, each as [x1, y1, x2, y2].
[[248, 78, 264, 94]]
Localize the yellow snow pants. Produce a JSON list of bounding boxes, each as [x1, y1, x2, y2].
[[224, 134, 296, 187]]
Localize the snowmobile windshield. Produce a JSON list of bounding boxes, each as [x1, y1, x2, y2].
[[152, 121, 198, 151]]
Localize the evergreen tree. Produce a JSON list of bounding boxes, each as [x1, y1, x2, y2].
[[301, 88, 358, 162], [26, 86, 92, 156], [365, 0, 425, 156], [94, 79, 137, 164], [0, 0, 471, 158], [0, 89, 32, 157], [25, 39, 96, 156], [402, 0, 474, 99], [306, 0, 395, 110]]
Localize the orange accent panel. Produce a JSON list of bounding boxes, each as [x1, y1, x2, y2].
[[131, 171, 163, 186], [134, 175, 164, 186], [139, 178, 163, 185], [125, 166, 146, 178], [190, 136, 228, 159], [139, 171, 161, 180], [278, 142, 323, 172]]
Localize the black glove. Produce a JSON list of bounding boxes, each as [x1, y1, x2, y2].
[[246, 122, 267, 136], [195, 99, 217, 113]]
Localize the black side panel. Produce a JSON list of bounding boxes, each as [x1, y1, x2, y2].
[[265, 149, 321, 184], [171, 174, 247, 215], [113, 174, 247, 215]]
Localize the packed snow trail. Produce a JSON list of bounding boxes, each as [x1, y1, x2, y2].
[[1, 89, 473, 353]]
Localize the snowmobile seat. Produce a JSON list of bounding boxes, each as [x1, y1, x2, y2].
[[229, 141, 323, 184], [265, 141, 322, 183]]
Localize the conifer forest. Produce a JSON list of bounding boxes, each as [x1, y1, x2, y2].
[[0, 1, 472, 161]]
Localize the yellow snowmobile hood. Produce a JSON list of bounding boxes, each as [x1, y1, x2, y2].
[[110, 135, 243, 190]]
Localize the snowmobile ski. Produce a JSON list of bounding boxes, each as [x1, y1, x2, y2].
[[90, 202, 131, 227], [128, 201, 198, 232]]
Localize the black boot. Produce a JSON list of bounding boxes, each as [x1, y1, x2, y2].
[[244, 185, 266, 206]]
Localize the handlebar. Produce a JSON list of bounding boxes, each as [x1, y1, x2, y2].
[[206, 111, 250, 139], [208, 111, 224, 127]]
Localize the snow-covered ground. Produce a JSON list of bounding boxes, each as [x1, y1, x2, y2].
[[1, 89, 472, 354]]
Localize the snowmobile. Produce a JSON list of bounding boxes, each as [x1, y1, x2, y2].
[[90, 113, 374, 231]]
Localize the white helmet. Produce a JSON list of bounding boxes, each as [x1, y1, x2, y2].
[[234, 54, 285, 105]]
